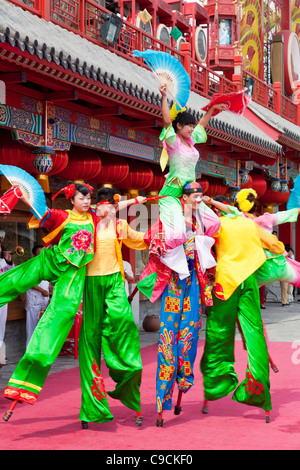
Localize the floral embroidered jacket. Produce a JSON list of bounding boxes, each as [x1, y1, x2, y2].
[[27, 208, 98, 251]]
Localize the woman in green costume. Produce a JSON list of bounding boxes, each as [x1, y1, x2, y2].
[[2, 183, 97, 421], [199, 195, 272, 422]]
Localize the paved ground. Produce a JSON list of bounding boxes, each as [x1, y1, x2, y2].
[[0, 297, 299, 390]]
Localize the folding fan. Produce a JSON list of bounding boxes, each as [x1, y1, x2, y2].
[[0, 164, 48, 219], [287, 174, 300, 210], [132, 50, 191, 110], [202, 89, 251, 116]]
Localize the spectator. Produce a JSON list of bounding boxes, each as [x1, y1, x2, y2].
[[25, 245, 50, 347], [0, 242, 14, 366], [280, 244, 295, 307], [123, 260, 134, 297]]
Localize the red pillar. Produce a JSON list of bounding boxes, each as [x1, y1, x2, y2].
[[281, 0, 292, 30]]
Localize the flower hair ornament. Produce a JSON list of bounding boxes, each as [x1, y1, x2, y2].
[[97, 193, 121, 205], [236, 188, 258, 213], [52, 183, 94, 200]]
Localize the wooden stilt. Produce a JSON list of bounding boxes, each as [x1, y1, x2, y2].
[[156, 412, 163, 427], [135, 411, 143, 426], [3, 400, 18, 422], [174, 390, 183, 415], [269, 354, 279, 373], [202, 399, 209, 414]]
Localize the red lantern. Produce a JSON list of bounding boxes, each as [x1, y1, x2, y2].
[[240, 174, 253, 189], [206, 177, 228, 198], [117, 160, 154, 191], [21, 150, 69, 176], [146, 165, 166, 192], [90, 154, 129, 185], [259, 186, 290, 206], [250, 173, 267, 198], [197, 177, 209, 194], [57, 146, 102, 181], [0, 131, 32, 166]]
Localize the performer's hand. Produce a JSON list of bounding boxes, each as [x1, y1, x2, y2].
[[159, 84, 168, 97], [135, 196, 147, 204], [202, 195, 212, 204], [211, 103, 229, 113]]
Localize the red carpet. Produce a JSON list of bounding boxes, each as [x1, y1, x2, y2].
[[1, 340, 300, 450]]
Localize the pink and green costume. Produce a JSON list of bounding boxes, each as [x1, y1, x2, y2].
[[2, 209, 96, 405], [159, 124, 207, 240]]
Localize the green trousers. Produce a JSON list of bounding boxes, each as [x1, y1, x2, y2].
[[78, 273, 142, 423], [2, 248, 86, 404], [200, 273, 271, 411]]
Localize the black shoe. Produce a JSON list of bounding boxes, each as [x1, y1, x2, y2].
[[81, 420, 89, 429], [261, 305, 266, 309]]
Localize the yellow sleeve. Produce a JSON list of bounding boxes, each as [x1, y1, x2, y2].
[[120, 220, 148, 250]]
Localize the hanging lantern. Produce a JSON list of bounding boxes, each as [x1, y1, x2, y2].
[[270, 177, 281, 192], [57, 146, 102, 182], [196, 177, 209, 194], [0, 131, 33, 190], [89, 154, 129, 186], [259, 184, 290, 206], [280, 180, 289, 193], [240, 174, 253, 189], [206, 177, 228, 198], [32, 147, 54, 174], [145, 165, 166, 203], [228, 187, 241, 204], [117, 160, 154, 196], [249, 173, 267, 198]]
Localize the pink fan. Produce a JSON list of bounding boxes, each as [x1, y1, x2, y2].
[[202, 89, 251, 116]]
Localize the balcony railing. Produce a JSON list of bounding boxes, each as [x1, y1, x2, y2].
[[5, 0, 300, 127]]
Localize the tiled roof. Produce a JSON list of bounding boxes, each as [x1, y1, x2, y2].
[[0, 0, 283, 156], [249, 101, 300, 150]]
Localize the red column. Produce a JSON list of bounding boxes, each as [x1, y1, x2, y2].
[[281, 0, 292, 30]]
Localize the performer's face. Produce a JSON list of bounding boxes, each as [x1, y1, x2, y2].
[[183, 192, 203, 209], [177, 123, 195, 140], [71, 191, 91, 213], [96, 202, 116, 220]]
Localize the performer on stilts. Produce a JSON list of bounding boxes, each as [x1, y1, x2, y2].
[[138, 182, 220, 427], [158, 84, 227, 245], [1, 181, 99, 421], [235, 188, 300, 290], [199, 195, 274, 423], [78, 187, 148, 429]]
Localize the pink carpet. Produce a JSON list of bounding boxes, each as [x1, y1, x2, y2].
[[1, 340, 300, 450]]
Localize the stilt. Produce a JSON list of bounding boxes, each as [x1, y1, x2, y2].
[[156, 412, 163, 427], [135, 411, 143, 427], [269, 354, 279, 373], [174, 390, 183, 415], [202, 399, 209, 414], [3, 399, 18, 422], [265, 411, 270, 423], [81, 420, 89, 429]]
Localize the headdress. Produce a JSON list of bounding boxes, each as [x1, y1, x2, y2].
[[97, 193, 121, 205], [182, 181, 202, 195], [236, 188, 258, 213], [52, 183, 93, 200]]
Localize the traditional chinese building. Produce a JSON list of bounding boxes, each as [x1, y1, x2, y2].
[[0, 0, 299, 326]]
